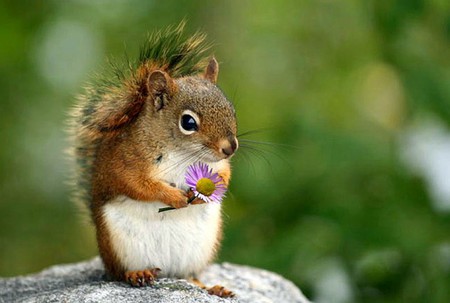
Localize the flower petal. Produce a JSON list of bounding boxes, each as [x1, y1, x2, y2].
[[184, 162, 228, 204]]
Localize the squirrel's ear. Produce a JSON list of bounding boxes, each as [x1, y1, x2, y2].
[[204, 57, 219, 84], [147, 70, 177, 111]]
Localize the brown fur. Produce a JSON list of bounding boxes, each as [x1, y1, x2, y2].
[[70, 31, 237, 285]]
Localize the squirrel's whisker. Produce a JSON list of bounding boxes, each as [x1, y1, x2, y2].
[[237, 128, 271, 138], [234, 148, 257, 176], [239, 142, 286, 163], [152, 146, 205, 178], [239, 139, 300, 150], [154, 146, 212, 179], [239, 144, 273, 168]]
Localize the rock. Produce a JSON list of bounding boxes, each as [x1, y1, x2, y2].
[[0, 257, 310, 303]]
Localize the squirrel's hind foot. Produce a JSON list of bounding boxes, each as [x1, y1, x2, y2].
[[125, 268, 161, 287], [191, 278, 235, 298], [207, 285, 235, 298]]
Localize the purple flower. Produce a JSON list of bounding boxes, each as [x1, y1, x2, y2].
[[185, 162, 227, 203]]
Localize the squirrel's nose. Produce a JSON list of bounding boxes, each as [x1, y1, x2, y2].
[[220, 137, 238, 157]]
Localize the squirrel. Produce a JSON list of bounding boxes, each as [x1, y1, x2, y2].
[[69, 22, 238, 297]]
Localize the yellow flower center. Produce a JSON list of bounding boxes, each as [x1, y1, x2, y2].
[[196, 178, 216, 196]]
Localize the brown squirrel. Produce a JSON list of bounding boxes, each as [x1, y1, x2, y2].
[[69, 22, 238, 297]]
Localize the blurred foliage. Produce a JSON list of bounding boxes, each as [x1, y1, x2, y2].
[[0, 1, 449, 302]]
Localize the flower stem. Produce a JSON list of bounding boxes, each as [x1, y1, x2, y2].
[[158, 206, 175, 213], [158, 195, 196, 213]]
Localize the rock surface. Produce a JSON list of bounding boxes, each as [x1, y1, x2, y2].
[[0, 257, 310, 303]]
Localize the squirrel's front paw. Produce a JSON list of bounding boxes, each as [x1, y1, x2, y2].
[[161, 186, 188, 209], [187, 189, 204, 205]]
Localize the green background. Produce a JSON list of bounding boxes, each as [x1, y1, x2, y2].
[[1, 1, 449, 302]]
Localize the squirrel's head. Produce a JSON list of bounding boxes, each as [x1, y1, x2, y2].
[[139, 58, 238, 162], [81, 24, 238, 163]]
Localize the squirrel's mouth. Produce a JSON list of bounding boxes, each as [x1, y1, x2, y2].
[[202, 137, 238, 161], [201, 151, 224, 163]]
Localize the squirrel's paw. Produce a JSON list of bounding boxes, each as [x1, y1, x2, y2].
[[207, 285, 235, 298], [191, 278, 235, 298], [187, 189, 204, 205], [125, 268, 161, 287], [162, 186, 188, 209]]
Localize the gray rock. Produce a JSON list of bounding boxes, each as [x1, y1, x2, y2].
[[0, 257, 310, 303]]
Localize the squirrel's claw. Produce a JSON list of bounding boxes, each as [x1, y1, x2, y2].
[[191, 278, 235, 298], [125, 268, 161, 287], [207, 285, 235, 298]]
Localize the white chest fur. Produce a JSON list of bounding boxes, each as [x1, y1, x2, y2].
[[103, 198, 222, 277], [102, 152, 228, 278]]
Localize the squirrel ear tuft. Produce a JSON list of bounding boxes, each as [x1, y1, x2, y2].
[[204, 57, 219, 84], [83, 71, 177, 134], [147, 70, 177, 111]]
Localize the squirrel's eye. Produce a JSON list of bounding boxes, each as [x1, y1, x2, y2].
[[181, 115, 197, 131], [179, 110, 200, 135]]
